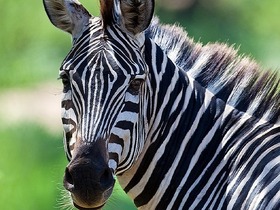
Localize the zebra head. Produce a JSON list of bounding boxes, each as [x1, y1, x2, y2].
[[44, 0, 154, 209]]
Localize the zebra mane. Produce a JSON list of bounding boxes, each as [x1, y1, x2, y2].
[[146, 17, 280, 124]]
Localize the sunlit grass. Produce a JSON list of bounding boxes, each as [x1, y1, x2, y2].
[[0, 123, 66, 209], [0, 0, 103, 90], [0, 122, 135, 209]]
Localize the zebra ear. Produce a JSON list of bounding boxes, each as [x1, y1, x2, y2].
[[43, 0, 91, 38], [100, 0, 154, 35], [119, 0, 155, 34]]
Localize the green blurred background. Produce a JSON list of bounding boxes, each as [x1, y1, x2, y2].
[[0, 0, 279, 209]]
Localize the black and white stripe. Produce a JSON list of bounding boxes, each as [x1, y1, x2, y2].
[[43, 0, 280, 209], [116, 32, 280, 209]]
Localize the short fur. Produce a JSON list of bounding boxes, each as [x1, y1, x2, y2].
[[100, 0, 114, 27], [146, 18, 280, 124], [43, 0, 91, 38], [119, 0, 154, 34], [99, 0, 154, 34], [43, 0, 73, 33]]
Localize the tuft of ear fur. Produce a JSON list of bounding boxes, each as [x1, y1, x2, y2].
[[43, 0, 91, 38], [120, 0, 154, 34], [100, 0, 114, 28]]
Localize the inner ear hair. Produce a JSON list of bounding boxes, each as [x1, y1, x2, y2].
[[120, 0, 154, 35], [43, 0, 91, 38], [100, 0, 114, 28], [43, 0, 73, 33]]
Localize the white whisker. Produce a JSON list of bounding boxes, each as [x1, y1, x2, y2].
[[55, 183, 74, 210]]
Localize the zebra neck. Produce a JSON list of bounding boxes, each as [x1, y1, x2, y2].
[[117, 38, 279, 209], [117, 39, 227, 203]]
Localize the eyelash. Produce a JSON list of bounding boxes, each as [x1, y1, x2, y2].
[[58, 73, 71, 92]]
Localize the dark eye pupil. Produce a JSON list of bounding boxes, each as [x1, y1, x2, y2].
[[62, 78, 69, 86], [130, 79, 143, 94], [132, 79, 142, 87], [60, 74, 70, 93]]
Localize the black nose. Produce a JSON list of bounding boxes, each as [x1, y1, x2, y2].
[[64, 162, 114, 193], [63, 141, 115, 207]]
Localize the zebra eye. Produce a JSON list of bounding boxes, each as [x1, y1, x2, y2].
[[61, 77, 70, 87], [58, 74, 71, 92], [129, 79, 144, 94]]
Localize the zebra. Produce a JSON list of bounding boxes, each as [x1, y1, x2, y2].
[[43, 0, 280, 209]]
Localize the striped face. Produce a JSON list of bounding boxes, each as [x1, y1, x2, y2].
[[44, 0, 154, 208], [60, 18, 148, 174]]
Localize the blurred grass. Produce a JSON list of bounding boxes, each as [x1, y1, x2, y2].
[[0, 123, 66, 209], [0, 0, 68, 89], [0, 0, 100, 89], [0, 122, 136, 209], [156, 0, 280, 69]]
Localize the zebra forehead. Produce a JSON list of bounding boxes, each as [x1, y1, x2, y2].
[[61, 30, 146, 78], [74, 50, 143, 76]]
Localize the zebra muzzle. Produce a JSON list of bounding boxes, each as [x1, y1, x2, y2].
[[63, 140, 115, 209]]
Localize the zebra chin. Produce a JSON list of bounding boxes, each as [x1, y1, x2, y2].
[[72, 196, 108, 210], [63, 139, 116, 210], [69, 182, 114, 209], [71, 190, 112, 210]]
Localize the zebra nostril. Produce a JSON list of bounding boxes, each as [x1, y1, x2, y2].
[[100, 167, 114, 190], [64, 167, 75, 192]]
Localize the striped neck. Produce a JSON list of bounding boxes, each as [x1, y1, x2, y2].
[[117, 35, 277, 209]]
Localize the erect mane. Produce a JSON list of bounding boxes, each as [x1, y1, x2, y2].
[[146, 17, 280, 124]]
